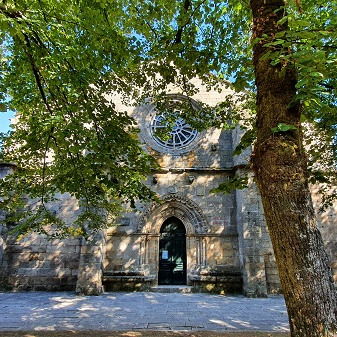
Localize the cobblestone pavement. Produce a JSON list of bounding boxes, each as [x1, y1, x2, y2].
[[0, 292, 289, 332]]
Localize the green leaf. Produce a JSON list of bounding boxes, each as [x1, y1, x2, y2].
[[260, 50, 272, 61], [271, 123, 297, 133], [233, 129, 256, 156], [277, 16, 288, 26], [211, 174, 249, 194], [295, 20, 311, 27]]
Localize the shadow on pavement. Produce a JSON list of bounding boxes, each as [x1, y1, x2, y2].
[[0, 331, 290, 337]]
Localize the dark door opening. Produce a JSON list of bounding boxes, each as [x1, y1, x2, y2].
[[158, 217, 187, 285]]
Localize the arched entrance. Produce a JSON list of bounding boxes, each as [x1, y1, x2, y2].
[[158, 217, 187, 285]]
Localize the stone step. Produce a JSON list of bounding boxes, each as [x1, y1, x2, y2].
[[149, 285, 195, 293]]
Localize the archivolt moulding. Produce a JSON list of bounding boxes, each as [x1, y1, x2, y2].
[[137, 194, 209, 235]]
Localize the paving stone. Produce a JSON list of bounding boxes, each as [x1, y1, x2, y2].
[[0, 291, 289, 332]]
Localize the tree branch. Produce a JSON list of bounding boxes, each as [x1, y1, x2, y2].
[[174, 0, 191, 45], [0, 3, 23, 19], [134, 6, 158, 38], [20, 32, 54, 116]]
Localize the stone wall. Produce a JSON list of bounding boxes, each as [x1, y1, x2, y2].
[[235, 171, 275, 297], [0, 166, 82, 291], [311, 184, 337, 283], [103, 82, 243, 293], [1, 81, 337, 296], [76, 231, 106, 295], [3, 234, 80, 291]]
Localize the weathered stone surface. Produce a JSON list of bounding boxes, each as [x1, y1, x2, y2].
[[0, 83, 336, 296], [75, 232, 106, 295]]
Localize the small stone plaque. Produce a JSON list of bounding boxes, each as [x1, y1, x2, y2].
[[196, 187, 205, 196], [212, 217, 226, 226]]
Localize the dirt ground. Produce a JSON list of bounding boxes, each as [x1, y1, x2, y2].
[[0, 331, 290, 337]]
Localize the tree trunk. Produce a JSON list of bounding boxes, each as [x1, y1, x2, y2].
[[250, 0, 337, 336]]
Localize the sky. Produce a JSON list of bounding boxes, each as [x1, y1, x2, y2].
[[0, 110, 15, 133]]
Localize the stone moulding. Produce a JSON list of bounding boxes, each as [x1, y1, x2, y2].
[[137, 194, 209, 234], [103, 271, 155, 282]]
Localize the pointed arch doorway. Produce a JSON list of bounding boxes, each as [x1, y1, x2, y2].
[[158, 217, 187, 285]]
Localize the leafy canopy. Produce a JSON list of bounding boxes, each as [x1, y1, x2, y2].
[[0, 0, 336, 237], [0, 0, 159, 237]]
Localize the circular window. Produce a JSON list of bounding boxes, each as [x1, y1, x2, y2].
[[150, 112, 198, 150], [139, 94, 204, 155]]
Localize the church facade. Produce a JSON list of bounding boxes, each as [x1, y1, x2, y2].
[[1, 81, 336, 296]]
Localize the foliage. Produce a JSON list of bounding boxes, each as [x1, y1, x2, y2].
[[210, 174, 248, 194], [0, 0, 158, 238], [127, 0, 337, 198], [271, 123, 297, 133], [272, 1, 337, 205], [1, 0, 337, 238]]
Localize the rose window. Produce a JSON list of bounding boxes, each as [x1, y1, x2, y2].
[[150, 113, 198, 150]]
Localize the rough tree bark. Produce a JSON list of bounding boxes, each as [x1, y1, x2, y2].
[[250, 0, 337, 336]]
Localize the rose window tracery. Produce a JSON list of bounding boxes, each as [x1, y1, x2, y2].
[[150, 112, 198, 150]]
